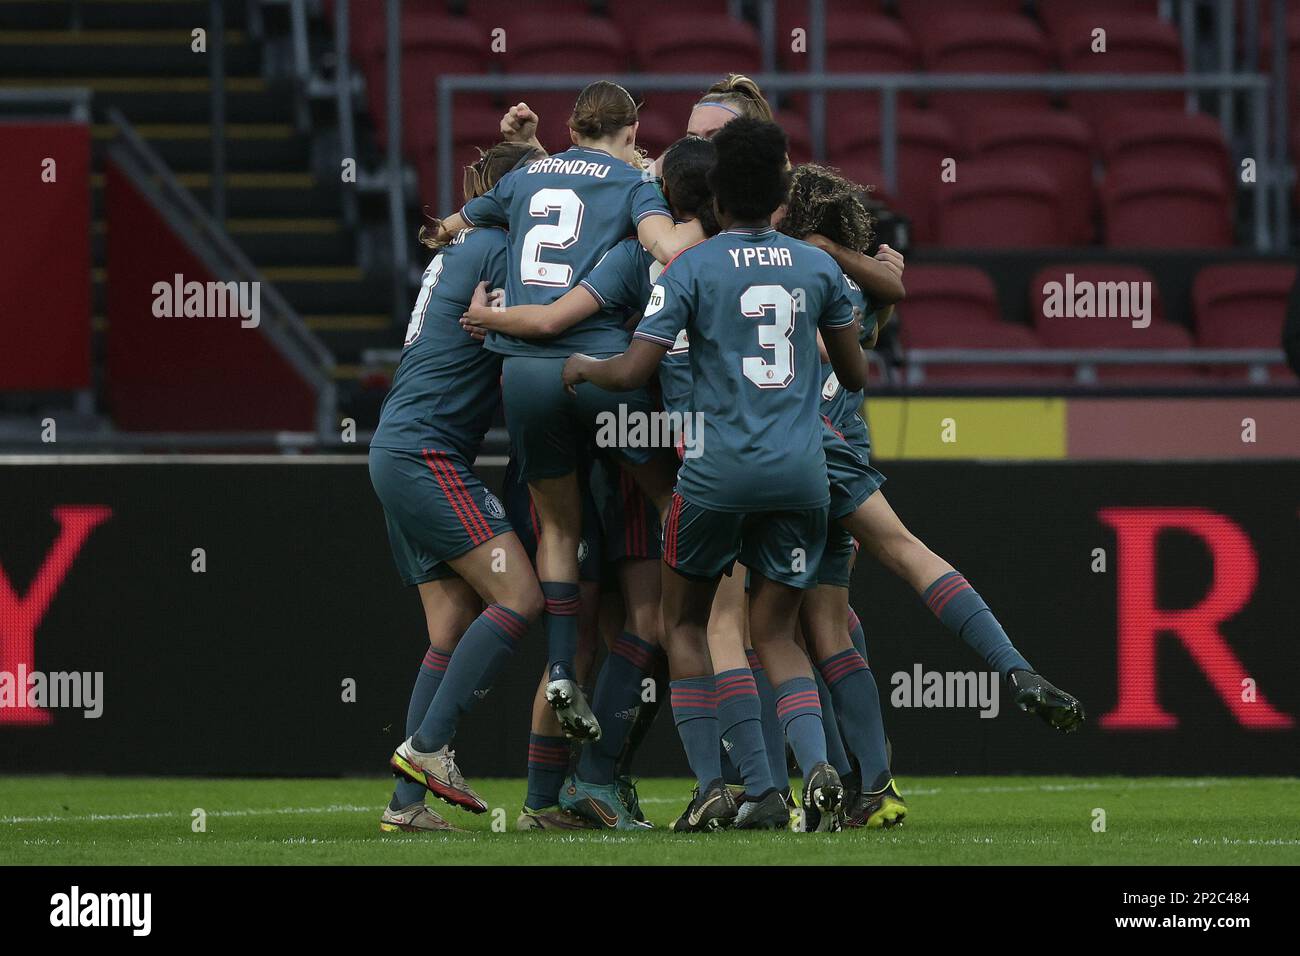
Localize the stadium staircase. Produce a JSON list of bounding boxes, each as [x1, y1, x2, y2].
[[0, 0, 383, 428]]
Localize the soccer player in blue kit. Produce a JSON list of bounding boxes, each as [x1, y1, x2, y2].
[[562, 118, 871, 832], [370, 142, 547, 832], [422, 81, 702, 745]]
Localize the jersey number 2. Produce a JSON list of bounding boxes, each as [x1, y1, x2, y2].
[[521, 188, 583, 288], [740, 284, 796, 389]]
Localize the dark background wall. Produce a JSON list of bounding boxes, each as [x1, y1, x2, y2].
[[0, 460, 1295, 778]]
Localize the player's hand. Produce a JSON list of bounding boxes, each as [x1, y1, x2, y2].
[[875, 243, 905, 281], [561, 353, 594, 396], [501, 102, 539, 143], [459, 281, 499, 339]]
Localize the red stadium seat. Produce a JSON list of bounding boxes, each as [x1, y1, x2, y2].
[[607, 0, 731, 38], [1029, 263, 1206, 384], [462, 0, 592, 25], [781, 12, 919, 113], [1097, 109, 1233, 194], [773, 111, 813, 164], [358, 14, 488, 159], [633, 16, 762, 126], [917, 14, 1055, 117], [634, 112, 681, 161], [414, 105, 507, 214], [900, 264, 1063, 384], [961, 109, 1096, 243], [895, 0, 1025, 34], [826, 106, 958, 242], [1192, 262, 1299, 382], [1037, 0, 1161, 40], [1101, 163, 1232, 248], [497, 15, 628, 150], [935, 161, 1068, 248], [1057, 14, 1184, 124]]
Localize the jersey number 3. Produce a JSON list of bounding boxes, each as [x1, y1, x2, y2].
[[521, 187, 583, 288], [740, 284, 796, 389]]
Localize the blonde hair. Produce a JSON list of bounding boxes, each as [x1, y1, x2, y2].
[[695, 73, 775, 122], [419, 141, 541, 249]]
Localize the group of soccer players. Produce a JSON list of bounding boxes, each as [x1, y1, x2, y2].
[[369, 74, 1086, 835]]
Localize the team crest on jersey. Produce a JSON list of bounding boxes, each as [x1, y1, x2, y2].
[[822, 372, 841, 401], [577, 539, 589, 564], [483, 491, 506, 520], [668, 329, 690, 355]]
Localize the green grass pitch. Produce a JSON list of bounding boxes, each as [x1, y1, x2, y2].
[[2, 776, 1297, 865]]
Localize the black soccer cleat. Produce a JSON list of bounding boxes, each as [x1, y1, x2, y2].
[[734, 788, 791, 831], [846, 778, 907, 829], [671, 778, 737, 833], [800, 762, 845, 833], [1008, 670, 1085, 734]]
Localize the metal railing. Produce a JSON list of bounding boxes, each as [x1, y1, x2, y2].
[[905, 348, 1289, 386], [105, 109, 339, 442], [0, 87, 92, 121]]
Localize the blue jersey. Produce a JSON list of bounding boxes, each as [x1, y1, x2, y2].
[[462, 146, 671, 358], [577, 236, 692, 412], [635, 227, 857, 512], [819, 273, 877, 427], [371, 227, 508, 457]]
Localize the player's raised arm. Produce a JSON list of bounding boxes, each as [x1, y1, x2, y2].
[[562, 338, 668, 393], [460, 281, 599, 339], [499, 102, 546, 154]]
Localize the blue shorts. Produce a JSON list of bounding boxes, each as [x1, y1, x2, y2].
[[369, 445, 513, 586]]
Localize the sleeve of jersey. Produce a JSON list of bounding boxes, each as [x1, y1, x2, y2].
[[818, 272, 857, 331], [460, 179, 509, 228], [579, 243, 635, 311], [632, 269, 688, 349], [630, 179, 673, 227]]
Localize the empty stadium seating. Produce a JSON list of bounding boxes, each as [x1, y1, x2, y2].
[[917, 13, 1054, 117], [935, 161, 1069, 248], [1056, 13, 1185, 124], [1101, 164, 1233, 248], [1193, 261, 1299, 381]]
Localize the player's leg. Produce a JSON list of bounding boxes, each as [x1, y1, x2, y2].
[[659, 495, 745, 832], [391, 530, 542, 811], [743, 508, 844, 831], [382, 576, 479, 833], [841, 491, 1084, 732]]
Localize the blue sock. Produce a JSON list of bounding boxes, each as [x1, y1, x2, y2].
[[391, 646, 449, 810], [847, 606, 869, 663], [747, 649, 789, 791], [541, 581, 581, 681], [715, 668, 777, 797], [814, 669, 853, 777], [577, 632, 656, 785], [775, 677, 827, 779], [525, 734, 570, 810], [923, 572, 1031, 677], [819, 649, 891, 792], [411, 604, 527, 751], [670, 676, 721, 790]]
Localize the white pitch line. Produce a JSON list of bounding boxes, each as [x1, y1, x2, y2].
[[0, 804, 376, 826]]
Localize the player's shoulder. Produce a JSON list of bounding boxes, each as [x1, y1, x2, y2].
[[455, 225, 508, 254]]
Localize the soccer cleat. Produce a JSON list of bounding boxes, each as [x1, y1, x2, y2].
[[545, 677, 602, 741], [561, 775, 653, 831], [734, 789, 791, 831], [846, 778, 907, 829], [390, 738, 488, 813], [841, 765, 862, 815], [800, 762, 845, 833], [670, 778, 737, 833], [616, 774, 645, 823], [380, 801, 462, 833], [516, 805, 599, 831], [1008, 670, 1085, 734]]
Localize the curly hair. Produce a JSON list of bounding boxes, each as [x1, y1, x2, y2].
[[708, 118, 791, 223], [779, 163, 876, 254]]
